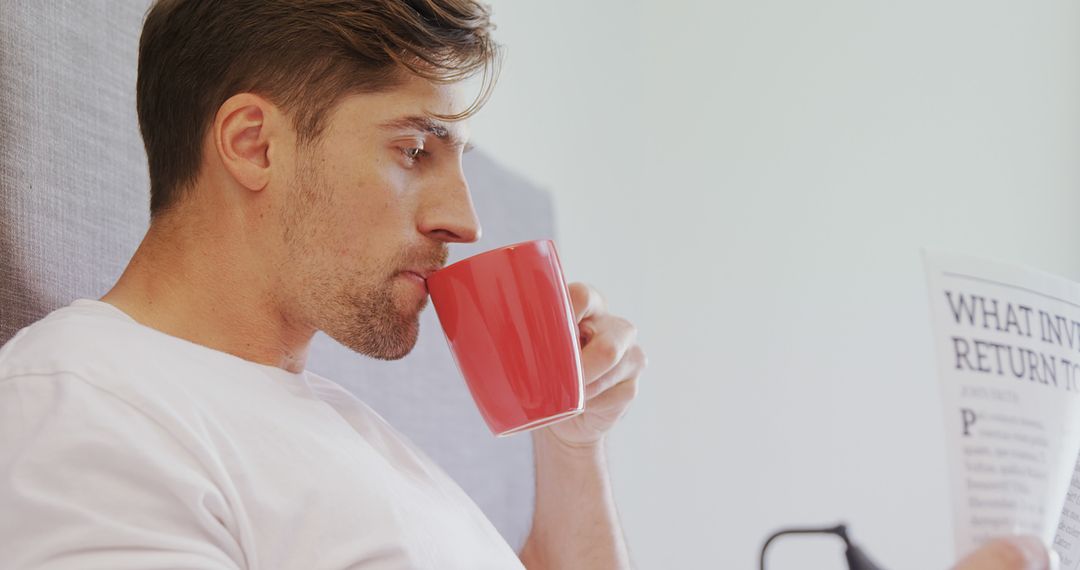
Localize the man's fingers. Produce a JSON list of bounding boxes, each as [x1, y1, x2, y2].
[[568, 282, 605, 327], [579, 315, 637, 382], [582, 376, 639, 421], [585, 344, 647, 399], [953, 537, 1050, 570]]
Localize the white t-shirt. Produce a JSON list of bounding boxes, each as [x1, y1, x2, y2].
[[0, 300, 526, 569]]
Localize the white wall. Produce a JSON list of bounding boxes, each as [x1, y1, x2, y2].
[[469, 1, 1080, 567]]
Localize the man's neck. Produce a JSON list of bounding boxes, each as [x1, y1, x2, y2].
[[101, 214, 315, 373]]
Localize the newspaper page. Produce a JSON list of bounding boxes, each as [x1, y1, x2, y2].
[[924, 251, 1080, 560], [1058, 455, 1080, 568]]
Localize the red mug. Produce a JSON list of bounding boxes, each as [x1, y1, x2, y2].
[[426, 240, 585, 436]]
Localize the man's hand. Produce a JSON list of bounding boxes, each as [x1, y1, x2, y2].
[[540, 282, 647, 449], [954, 537, 1052, 570], [519, 282, 641, 569]]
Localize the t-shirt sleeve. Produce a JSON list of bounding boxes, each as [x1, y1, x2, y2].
[[0, 373, 245, 569]]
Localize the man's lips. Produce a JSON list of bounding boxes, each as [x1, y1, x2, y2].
[[402, 268, 437, 280], [399, 269, 437, 293]]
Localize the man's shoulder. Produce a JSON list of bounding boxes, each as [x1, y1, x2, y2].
[[0, 300, 166, 379], [0, 300, 229, 412], [1, 300, 136, 375], [0, 299, 324, 415]]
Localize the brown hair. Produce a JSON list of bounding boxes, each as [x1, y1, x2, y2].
[[137, 0, 499, 216]]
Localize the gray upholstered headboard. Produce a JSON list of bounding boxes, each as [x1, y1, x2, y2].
[[0, 1, 548, 550]]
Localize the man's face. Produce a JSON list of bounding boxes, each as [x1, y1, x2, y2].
[[272, 74, 481, 360]]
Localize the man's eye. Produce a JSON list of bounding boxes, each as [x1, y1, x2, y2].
[[402, 147, 426, 161]]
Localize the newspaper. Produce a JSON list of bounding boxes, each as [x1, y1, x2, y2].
[[925, 251, 1080, 565]]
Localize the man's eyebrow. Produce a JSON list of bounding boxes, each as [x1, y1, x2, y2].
[[379, 115, 468, 149]]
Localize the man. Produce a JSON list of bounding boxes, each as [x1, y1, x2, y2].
[[0, 1, 641, 568], [0, 1, 1055, 569]]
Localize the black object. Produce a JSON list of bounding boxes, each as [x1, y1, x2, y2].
[[759, 523, 886, 570]]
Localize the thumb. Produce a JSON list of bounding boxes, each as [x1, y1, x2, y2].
[[953, 536, 1051, 570]]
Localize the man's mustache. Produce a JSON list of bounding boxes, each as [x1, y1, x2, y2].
[[396, 246, 450, 274]]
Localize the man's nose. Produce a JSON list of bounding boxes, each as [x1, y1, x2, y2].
[[417, 167, 482, 244]]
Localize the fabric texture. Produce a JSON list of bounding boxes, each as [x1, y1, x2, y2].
[[0, 0, 554, 550], [0, 299, 526, 569]]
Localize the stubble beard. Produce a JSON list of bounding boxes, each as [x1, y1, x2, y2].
[[336, 279, 424, 361], [283, 152, 441, 362]]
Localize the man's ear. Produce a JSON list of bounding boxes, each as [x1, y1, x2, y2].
[[212, 93, 283, 192]]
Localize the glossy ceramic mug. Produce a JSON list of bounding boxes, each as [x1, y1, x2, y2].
[[426, 240, 585, 436]]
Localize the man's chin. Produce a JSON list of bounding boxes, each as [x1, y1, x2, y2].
[[369, 338, 417, 361], [353, 316, 420, 361], [325, 289, 425, 361]]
